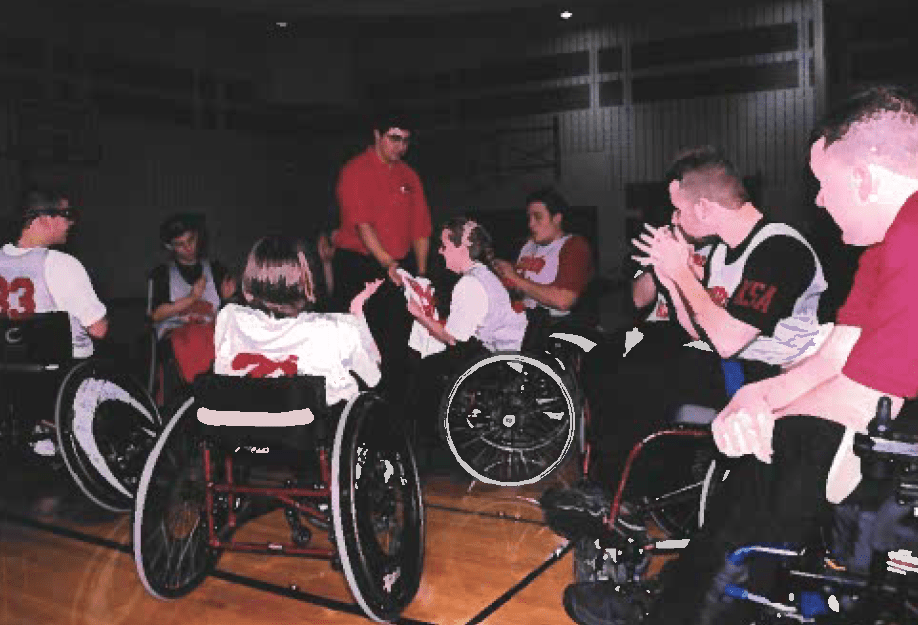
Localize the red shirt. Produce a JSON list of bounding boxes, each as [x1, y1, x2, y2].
[[335, 147, 432, 261], [837, 190, 918, 397]]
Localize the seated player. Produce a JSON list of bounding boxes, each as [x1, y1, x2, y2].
[[492, 187, 594, 344], [405, 217, 528, 441], [563, 86, 918, 625], [547, 146, 829, 546], [148, 213, 235, 399], [214, 235, 382, 407], [1, 189, 107, 356], [0, 189, 108, 454]]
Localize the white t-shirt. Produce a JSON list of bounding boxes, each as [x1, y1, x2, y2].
[[0, 243, 106, 358], [444, 273, 488, 343]]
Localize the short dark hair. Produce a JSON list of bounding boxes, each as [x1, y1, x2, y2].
[[812, 84, 918, 175], [159, 212, 207, 250], [372, 107, 414, 135], [19, 188, 69, 229], [525, 187, 570, 219], [666, 145, 749, 210]]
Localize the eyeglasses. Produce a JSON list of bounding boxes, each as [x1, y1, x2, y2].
[[385, 133, 411, 145]]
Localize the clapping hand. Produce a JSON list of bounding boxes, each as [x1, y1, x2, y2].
[[632, 224, 693, 281], [349, 279, 384, 318], [191, 275, 206, 299]]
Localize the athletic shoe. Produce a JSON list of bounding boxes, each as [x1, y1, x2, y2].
[[540, 482, 645, 540], [563, 580, 651, 625]]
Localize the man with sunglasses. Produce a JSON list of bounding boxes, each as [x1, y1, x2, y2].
[[334, 109, 432, 399], [0, 189, 107, 358]]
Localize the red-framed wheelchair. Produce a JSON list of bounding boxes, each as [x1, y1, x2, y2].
[[1, 312, 164, 512], [131, 372, 425, 623]]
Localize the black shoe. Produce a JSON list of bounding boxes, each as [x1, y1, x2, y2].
[[541, 482, 645, 539], [563, 580, 649, 625]]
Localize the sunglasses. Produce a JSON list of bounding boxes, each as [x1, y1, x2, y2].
[[385, 133, 411, 145], [31, 208, 79, 222]]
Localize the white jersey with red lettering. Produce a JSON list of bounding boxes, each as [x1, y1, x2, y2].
[[515, 234, 573, 318], [0, 244, 102, 357], [213, 303, 380, 406], [706, 223, 828, 366]]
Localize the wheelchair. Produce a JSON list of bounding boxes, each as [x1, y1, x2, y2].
[[132, 372, 425, 623], [1, 312, 164, 512], [438, 328, 597, 486], [720, 397, 918, 624]]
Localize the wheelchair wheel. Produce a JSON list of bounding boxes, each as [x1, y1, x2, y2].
[[647, 451, 726, 539], [442, 353, 576, 486], [133, 395, 220, 599], [55, 359, 163, 512], [331, 392, 425, 623]]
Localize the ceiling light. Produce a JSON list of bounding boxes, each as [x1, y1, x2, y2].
[[560, 11, 573, 20]]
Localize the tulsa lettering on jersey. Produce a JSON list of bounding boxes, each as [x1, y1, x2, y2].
[[731, 279, 777, 313]]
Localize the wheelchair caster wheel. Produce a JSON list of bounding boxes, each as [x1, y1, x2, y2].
[[292, 527, 312, 547]]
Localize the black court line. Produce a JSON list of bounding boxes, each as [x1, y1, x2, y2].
[[425, 502, 547, 527], [0, 510, 435, 625], [464, 540, 575, 625]]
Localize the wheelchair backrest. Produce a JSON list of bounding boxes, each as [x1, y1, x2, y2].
[[193, 373, 333, 453], [0, 311, 72, 370]]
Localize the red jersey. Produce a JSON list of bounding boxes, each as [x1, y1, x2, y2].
[[335, 147, 432, 261], [837, 191, 918, 398]]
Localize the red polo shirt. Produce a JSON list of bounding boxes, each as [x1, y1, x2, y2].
[[335, 147, 432, 261], [836, 190, 918, 398]]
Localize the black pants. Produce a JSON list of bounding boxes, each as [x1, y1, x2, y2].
[[582, 323, 730, 495], [333, 248, 417, 402], [647, 415, 846, 625]]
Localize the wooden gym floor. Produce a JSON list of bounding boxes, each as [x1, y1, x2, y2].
[[1, 452, 593, 625]]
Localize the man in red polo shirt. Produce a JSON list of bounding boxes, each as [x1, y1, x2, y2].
[[563, 84, 918, 625], [334, 110, 432, 399]]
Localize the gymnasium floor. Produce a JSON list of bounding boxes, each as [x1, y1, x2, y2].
[[1, 451, 585, 625]]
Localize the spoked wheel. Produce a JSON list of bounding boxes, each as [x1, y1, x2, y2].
[[332, 393, 425, 623], [442, 353, 576, 486], [55, 359, 163, 512], [133, 397, 220, 599], [646, 447, 726, 538]]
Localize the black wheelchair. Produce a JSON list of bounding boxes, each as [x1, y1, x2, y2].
[[131, 372, 425, 623], [1, 312, 164, 512], [438, 329, 597, 486], [720, 398, 918, 624]]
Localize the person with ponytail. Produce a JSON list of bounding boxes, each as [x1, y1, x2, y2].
[[407, 217, 527, 356], [405, 218, 528, 456], [213, 235, 383, 407]]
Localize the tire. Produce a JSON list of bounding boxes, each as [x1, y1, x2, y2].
[[133, 396, 217, 599], [331, 392, 425, 622], [441, 352, 576, 486]]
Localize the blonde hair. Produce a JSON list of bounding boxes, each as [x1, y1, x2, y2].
[[242, 235, 316, 318]]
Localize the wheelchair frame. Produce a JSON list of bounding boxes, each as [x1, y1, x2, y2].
[[721, 399, 918, 624], [2, 312, 163, 512], [132, 373, 426, 623]]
